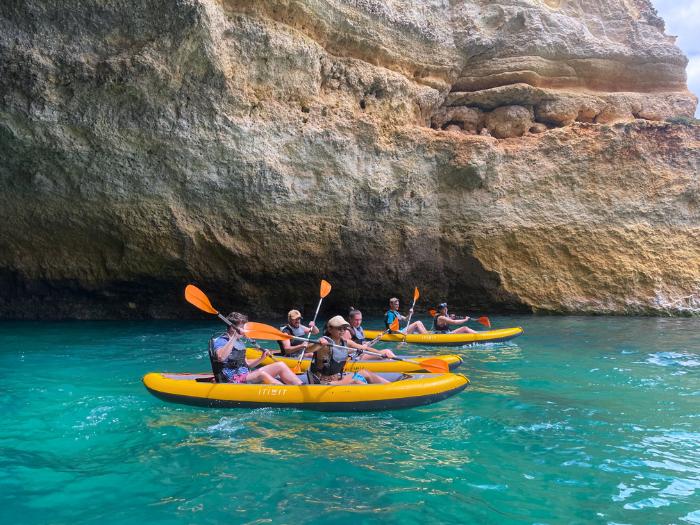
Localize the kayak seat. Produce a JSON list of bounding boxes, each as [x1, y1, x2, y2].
[[208, 338, 225, 383]]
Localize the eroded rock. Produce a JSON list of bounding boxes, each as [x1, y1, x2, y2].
[[0, 0, 698, 318], [485, 105, 534, 138]]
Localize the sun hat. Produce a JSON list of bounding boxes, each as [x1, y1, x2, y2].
[[287, 309, 302, 320], [327, 315, 351, 328]]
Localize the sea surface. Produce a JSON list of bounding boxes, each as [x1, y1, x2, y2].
[[0, 315, 698, 525]]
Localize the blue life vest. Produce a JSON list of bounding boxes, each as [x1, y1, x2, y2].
[[212, 334, 247, 370], [384, 310, 402, 332]]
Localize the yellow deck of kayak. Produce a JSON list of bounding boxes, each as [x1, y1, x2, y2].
[[363, 326, 523, 346], [143, 372, 469, 411], [247, 348, 463, 372]]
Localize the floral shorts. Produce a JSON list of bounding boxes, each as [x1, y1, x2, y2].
[[222, 367, 250, 383]]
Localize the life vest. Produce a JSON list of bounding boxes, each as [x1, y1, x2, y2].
[[384, 310, 401, 332], [277, 324, 307, 355], [310, 336, 350, 377], [348, 325, 365, 344], [212, 334, 247, 370], [433, 315, 450, 333]]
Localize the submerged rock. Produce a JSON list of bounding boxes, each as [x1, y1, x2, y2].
[[0, 0, 698, 318]]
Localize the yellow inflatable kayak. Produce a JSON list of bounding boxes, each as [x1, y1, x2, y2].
[[363, 326, 524, 346], [143, 372, 469, 411], [246, 348, 463, 373]]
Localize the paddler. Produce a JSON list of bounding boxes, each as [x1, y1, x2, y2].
[[385, 297, 428, 334], [432, 303, 477, 334], [278, 309, 319, 357], [308, 315, 390, 384], [213, 312, 303, 385], [346, 308, 396, 361]]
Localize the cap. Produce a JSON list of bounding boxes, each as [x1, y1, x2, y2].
[[327, 315, 351, 329], [287, 309, 302, 320]]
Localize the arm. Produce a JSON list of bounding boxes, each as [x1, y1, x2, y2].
[[306, 322, 319, 336], [339, 336, 396, 360], [279, 338, 309, 356], [215, 338, 236, 362], [359, 347, 396, 360], [245, 349, 271, 368], [439, 315, 470, 326]]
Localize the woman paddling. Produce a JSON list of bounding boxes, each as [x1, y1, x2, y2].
[[346, 308, 396, 361], [213, 312, 303, 385], [432, 303, 477, 334], [309, 316, 389, 385], [385, 297, 428, 334]]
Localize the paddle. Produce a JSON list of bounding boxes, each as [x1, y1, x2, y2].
[[428, 308, 491, 328], [400, 287, 420, 345], [244, 322, 449, 374], [185, 284, 233, 326], [292, 279, 332, 373], [365, 318, 400, 347], [184, 284, 280, 362]]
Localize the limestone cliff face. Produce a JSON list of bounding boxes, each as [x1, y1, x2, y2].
[[0, 0, 698, 318]]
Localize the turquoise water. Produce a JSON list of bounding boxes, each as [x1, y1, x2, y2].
[[1, 316, 698, 524]]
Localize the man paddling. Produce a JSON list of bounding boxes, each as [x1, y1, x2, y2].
[[385, 297, 428, 334], [278, 309, 319, 357]]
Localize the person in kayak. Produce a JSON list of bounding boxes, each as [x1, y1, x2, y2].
[[385, 297, 428, 334], [345, 308, 396, 361], [432, 303, 477, 334], [213, 312, 303, 385], [278, 309, 319, 357], [309, 315, 390, 385]]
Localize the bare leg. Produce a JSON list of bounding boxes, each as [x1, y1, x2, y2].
[[328, 375, 362, 385], [451, 326, 477, 334], [406, 321, 428, 334], [256, 362, 303, 385], [246, 370, 283, 385], [358, 370, 389, 384]]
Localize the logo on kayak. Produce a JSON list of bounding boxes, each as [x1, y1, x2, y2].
[[257, 388, 288, 397]]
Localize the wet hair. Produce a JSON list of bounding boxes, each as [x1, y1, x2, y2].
[[225, 311, 248, 329], [389, 297, 399, 304]]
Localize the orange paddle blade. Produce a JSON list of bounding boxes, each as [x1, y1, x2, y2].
[[413, 287, 420, 302], [477, 316, 491, 328], [244, 328, 292, 341], [243, 322, 293, 341], [244, 321, 285, 334], [421, 359, 449, 374], [184, 285, 219, 315], [428, 308, 436, 317], [390, 318, 400, 332], [320, 279, 332, 298]]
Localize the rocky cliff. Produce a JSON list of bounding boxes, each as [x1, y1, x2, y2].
[[0, 0, 698, 319]]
